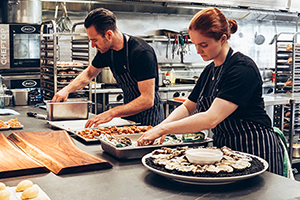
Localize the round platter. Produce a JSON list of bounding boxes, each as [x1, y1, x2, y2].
[[141, 151, 269, 185]]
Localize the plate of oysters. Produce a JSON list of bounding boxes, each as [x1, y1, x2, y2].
[[142, 146, 268, 185]]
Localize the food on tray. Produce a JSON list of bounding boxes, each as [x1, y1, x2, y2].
[[144, 146, 264, 177], [58, 71, 67, 75], [7, 118, 22, 128], [21, 186, 39, 200], [286, 43, 300, 51], [0, 190, 10, 200], [284, 79, 292, 86], [16, 180, 33, 192], [0, 183, 5, 190], [0, 121, 9, 129], [287, 56, 293, 63], [78, 125, 153, 139], [103, 132, 206, 148]]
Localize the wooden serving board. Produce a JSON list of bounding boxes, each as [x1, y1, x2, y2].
[[0, 133, 48, 178], [8, 131, 112, 174]]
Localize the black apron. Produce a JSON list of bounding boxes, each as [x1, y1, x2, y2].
[[196, 48, 284, 175], [110, 34, 164, 126]]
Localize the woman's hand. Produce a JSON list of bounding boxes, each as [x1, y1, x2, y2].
[[137, 127, 166, 146]]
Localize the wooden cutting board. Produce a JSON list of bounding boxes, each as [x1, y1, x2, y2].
[[8, 131, 112, 174], [0, 133, 48, 178]]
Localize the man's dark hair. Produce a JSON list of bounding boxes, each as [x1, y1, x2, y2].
[[84, 8, 117, 37]]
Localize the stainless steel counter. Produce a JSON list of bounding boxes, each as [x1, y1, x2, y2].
[[0, 106, 300, 200]]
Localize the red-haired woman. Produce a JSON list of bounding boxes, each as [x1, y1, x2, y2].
[[138, 7, 284, 175]]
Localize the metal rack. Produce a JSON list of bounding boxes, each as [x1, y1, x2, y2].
[[274, 32, 300, 162], [40, 21, 92, 102]]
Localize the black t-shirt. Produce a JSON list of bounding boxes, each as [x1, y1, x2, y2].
[[188, 52, 271, 128], [92, 35, 159, 91]]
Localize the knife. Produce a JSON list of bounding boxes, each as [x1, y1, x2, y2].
[[27, 112, 47, 120]]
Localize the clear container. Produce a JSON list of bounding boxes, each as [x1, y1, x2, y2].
[[170, 68, 176, 85]]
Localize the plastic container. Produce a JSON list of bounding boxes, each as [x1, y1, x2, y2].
[[12, 89, 28, 106], [170, 68, 176, 85]]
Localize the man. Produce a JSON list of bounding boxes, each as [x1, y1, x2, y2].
[[51, 8, 164, 128]]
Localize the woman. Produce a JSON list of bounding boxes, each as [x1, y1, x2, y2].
[[137, 7, 284, 175]]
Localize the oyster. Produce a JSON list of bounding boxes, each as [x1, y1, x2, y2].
[[206, 165, 220, 173], [176, 165, 196, 172], [221, 146, 234, 156], [193, 165, 207, 174], [153, 158, 169, 165], [216, 164, 234, 173]]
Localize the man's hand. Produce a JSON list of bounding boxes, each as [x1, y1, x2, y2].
[[51, 89, 69, 102], [85, 111, 114, 128]]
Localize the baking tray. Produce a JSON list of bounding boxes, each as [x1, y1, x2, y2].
[[75, 125, 148, 142], [100, 134, 213, 160], [48, 117, 138, 140]]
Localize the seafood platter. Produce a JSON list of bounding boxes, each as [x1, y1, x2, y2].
[[98, 127, 213, 159], [142, 146, 268, 185]]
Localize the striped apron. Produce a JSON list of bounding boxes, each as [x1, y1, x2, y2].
[[196, 48, 284, 175], [110, 34, 164, 126]]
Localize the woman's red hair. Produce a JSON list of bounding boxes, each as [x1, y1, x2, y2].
[[189, 7, 238, 40]]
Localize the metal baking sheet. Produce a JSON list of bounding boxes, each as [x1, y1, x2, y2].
[[100, 134, 213, 160], [75, 125, 148, 142], [48, 117, 138, 134]]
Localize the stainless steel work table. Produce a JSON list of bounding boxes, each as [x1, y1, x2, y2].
[[1, 106, 300, 200]]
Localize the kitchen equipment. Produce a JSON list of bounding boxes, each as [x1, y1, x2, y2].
[[254, 22, 265, 45], [40, 21, 91, 101], [99, 134, 212, 159], [27, 111, 47, 120], [0, 132, 47, 178], [56, 2, 72, 32], [12, 89, 28, 106], [100, 67, 117, 84], [8, 130, 112, 174], [3, 0, 42, 24], [0, 24, 41, 70], [45, 99, 90, 121], [293, 144, 300, 158]]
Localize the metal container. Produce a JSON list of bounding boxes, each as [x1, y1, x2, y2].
[[99, 134, 213, 160], [46, 99, 90, 121], [99, 67, 116, 84], [293, 145, 300, 158], [3, 0, 42, 24]]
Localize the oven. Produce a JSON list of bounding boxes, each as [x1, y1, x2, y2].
[[0, 23, 41, 70], [0, 23, 41, 105]]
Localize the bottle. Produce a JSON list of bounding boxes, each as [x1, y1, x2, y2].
[[0, 75, 5, 109], [170, 68, 176, 85], [165, 71, 170, 81]]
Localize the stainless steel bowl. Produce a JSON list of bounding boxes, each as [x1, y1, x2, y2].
[[45, 99, 91, 121], [293, 145, 300, 158]]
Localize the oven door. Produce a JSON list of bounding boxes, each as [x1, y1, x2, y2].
[[9, 24, 41, 69]]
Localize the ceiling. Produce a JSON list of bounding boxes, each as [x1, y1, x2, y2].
[[40, 0, 300, 23]]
